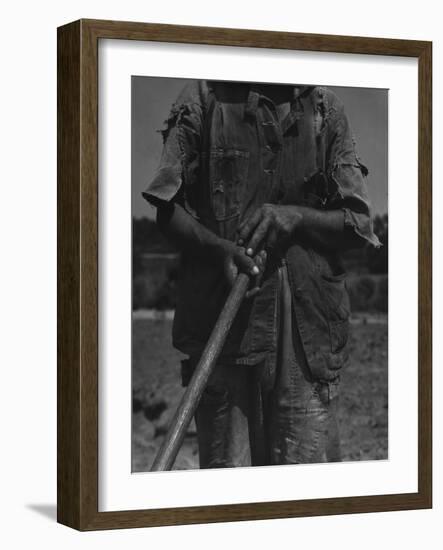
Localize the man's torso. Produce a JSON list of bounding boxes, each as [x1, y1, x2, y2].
[[172, 81, 351, 382]]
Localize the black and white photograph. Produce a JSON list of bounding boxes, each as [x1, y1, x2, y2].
[[1, 0, 437, 542], [131, 76, 388, 472]]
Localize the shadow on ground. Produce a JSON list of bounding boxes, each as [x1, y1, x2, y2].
[[26, 504, 57, 522]]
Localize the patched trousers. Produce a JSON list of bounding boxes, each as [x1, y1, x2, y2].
[[182, 263, 342, 468]]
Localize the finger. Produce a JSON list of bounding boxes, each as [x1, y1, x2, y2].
[[224, 260, 238, 288], [250, 250, 266, 293], [254, 250, 267, 271], [237, 209, 260, 235], [246, 219, 270, 255], [237, 210, 262, 245], [236, 246, 256, 271], [246, 286, 262, 299], [254, 254, 263, 270], [235, 252, 259, 276], [254, 267, 264, 290]]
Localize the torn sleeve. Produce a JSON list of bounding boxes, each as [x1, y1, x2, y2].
[[342, 208, 381, 248], [324, 101, 381, 248], [142, 82, 205, 218]]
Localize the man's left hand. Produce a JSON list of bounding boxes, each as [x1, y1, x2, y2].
[[237, 204, 303, 256]]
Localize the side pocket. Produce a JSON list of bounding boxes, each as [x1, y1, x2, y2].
[[209, 148, 250, 221], [320, 273, 350, 354], [329, 319, 349, 353]]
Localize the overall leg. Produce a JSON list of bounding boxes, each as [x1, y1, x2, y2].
[[269, 264, 341, 464], [325, 382, 342, 462], [183, 360, 252, 468]]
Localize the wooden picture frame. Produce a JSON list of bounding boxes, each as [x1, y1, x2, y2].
[[57, 19, 432, 530]]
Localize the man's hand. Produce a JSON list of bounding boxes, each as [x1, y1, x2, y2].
[[157, 204, 268, 297], [237, 204, 303, 256], [215, 240, 267, 299]]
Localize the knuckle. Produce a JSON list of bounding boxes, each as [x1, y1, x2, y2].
[[240, 255, 253, 268]]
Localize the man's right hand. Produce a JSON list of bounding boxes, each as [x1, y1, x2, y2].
[[215, 240, 267, 299], [156, 204, 266, 297]]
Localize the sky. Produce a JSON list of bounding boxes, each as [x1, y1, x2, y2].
[[132, 77, 388, 219]]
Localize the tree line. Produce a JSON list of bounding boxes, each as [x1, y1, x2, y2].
[[133, 213, 388, 275]]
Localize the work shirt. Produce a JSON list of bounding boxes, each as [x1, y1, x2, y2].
[[143, 80, 380, 382]]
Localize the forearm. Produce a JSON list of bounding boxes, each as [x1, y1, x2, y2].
[[156, 203, 223, 259], [297, 206, 349, 250], [238, 203, 363, 254], [298, 206, 366, 251], [157, 203, 263, 289]]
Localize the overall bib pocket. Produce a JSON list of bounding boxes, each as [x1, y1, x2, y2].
[[209, 148, 250, 221]]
